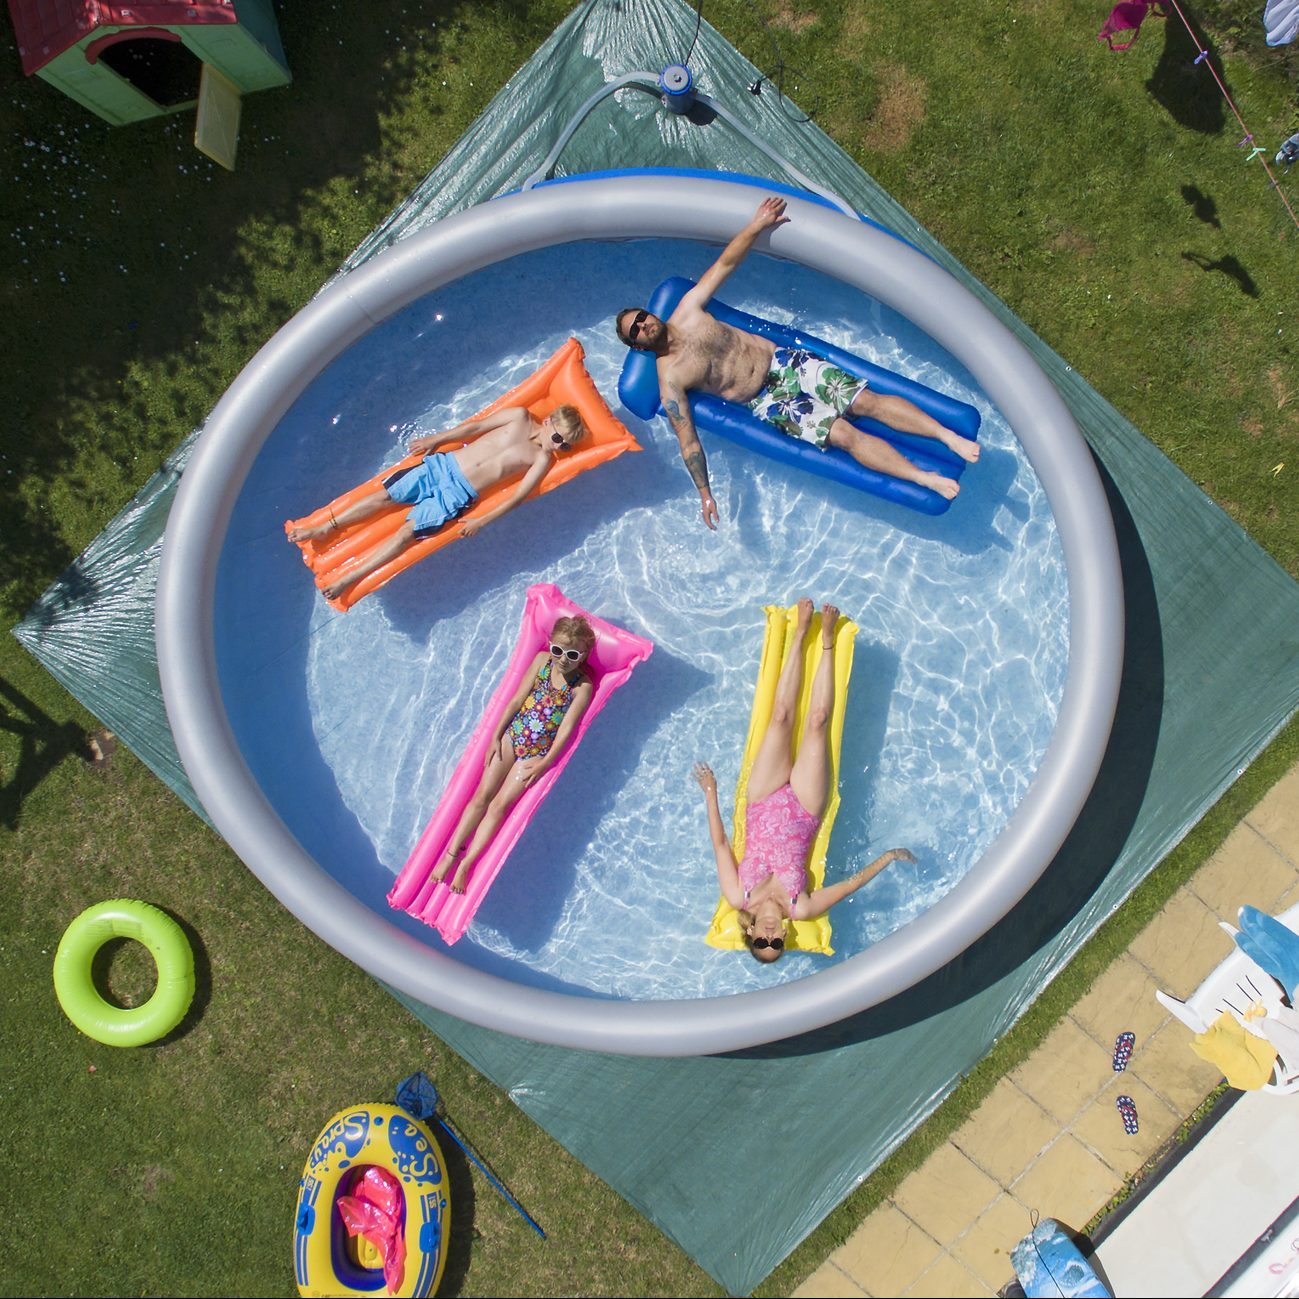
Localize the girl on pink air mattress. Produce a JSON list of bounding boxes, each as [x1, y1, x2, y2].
[[431, 614, 596, 895]]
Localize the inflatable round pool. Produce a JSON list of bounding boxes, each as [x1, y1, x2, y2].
[[156, 174, 1123, 1056]]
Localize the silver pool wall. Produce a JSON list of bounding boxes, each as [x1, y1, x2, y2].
[[156, 175, 1124, 1057]]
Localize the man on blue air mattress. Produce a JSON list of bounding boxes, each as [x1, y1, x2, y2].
[[614, 196, 979, 529]]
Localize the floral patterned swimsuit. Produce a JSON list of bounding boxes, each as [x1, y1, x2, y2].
[[508, 659, 584, 760], [739, 783, 821, 914]]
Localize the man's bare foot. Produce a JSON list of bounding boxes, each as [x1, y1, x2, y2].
[[287, 518, 336, 545], [431, 844, 463, 885], [820, 602, 840, 646], [939, 429, 980, 463], [916, 471, 960, 500]]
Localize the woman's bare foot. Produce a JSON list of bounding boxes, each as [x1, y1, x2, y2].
[[794, 597, 814, 630], [431, 844, 463, 885], [939, 429, 980, 463], [916, 470, 960, 500], [820, 602, 840, 646], [449, 861, 472, 894]]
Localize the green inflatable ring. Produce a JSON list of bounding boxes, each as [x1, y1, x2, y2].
[[53, 899, 195, 1047]]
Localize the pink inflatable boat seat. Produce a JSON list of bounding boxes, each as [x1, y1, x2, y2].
[[336, 1165, 407, 1294], [387, 583, 654, 944]]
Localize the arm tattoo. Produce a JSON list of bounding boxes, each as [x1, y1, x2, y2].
[[684, 448, 710, 492], [662, 387, 711, 492]]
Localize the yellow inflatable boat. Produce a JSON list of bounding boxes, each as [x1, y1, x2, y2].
[[294, 1103, 450, 1297]]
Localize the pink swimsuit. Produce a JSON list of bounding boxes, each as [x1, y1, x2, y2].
[[739, 783, 820, 910]]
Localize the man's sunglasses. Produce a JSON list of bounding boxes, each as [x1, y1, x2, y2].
[[550, 643, 584, 662], [625, 310, 650, 344], [751, 936, 784, 951]]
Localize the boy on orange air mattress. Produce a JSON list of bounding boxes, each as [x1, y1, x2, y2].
[[287, 404, 587, 604]]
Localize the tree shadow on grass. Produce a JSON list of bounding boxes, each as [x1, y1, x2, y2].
[[0, 675, 93, 830], [0, 1, 547, 615]]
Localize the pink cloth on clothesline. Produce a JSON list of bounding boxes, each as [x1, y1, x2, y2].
[[1097, 0, 1169, 50]]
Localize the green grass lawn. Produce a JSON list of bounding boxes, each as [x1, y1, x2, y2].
[[2, 1, 1296, 1294]]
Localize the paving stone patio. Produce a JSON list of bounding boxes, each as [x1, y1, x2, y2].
[[793, 767, 1299, 1297]]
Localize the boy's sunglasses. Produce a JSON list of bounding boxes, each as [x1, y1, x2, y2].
[[550, 643, 584, 662], [625, 310, 650, 344], [751, 936, 784, 951]]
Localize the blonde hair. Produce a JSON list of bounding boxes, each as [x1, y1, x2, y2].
[[550, 405, 587, 444], [551, 614, 596, 656]]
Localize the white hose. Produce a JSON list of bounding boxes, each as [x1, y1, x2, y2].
[[521, 70, 858, 220]]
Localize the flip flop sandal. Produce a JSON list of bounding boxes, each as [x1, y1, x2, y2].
[[1116, 1094, 1139, 1135], [1112, 1030, 1135, 1071]]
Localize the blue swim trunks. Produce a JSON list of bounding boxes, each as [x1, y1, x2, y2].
[[747, 347, 870, 450], [383, 454, 478, 538]]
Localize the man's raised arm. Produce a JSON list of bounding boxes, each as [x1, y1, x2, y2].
[[659, 370, 719, 530], [679, 196, 789, 313]]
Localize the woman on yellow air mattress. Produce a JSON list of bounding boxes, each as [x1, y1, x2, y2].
[[693, 599, 915, 964]]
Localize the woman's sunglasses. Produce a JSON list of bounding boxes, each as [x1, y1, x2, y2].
[[550, 643, 584, 662], [549, 428, 569, 449], [751, 936, 784, 951], [625, 310, 650, 344]]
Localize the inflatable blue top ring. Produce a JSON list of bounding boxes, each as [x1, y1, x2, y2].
[[156, 172, 1123, 1058]]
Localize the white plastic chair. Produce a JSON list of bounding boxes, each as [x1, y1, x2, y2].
[[1154, 907, 1299, 1095]]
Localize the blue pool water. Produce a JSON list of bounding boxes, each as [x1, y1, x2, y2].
[[215, 237, 1068, 1001]]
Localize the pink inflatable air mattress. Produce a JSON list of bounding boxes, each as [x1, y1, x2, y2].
[[387, 583, 654, 944]]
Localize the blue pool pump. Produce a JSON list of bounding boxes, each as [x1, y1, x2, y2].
[[658, 64, 695, 114]]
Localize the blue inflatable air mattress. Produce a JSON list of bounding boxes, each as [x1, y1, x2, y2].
[[617, 276, 981, 515]]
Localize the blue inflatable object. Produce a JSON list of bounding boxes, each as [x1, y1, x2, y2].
[[1010, 1218, 1111, 1298], [617, 276, 982, 515], [1236, 906, 1299, 1000]]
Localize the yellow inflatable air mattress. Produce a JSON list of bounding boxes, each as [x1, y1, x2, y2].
[[705, 603, 858, 955]]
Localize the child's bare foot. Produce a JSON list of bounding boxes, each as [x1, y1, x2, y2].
[[287, 518, 336, 544], [820, 602, 840, 646], [916, 471, 960, 500], [431, 845, 463, 885], [939, 429, 980, 463], [320, 573, 358, 602]]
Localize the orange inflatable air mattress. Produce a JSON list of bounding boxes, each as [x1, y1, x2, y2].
[[284, 338, 640, 610]]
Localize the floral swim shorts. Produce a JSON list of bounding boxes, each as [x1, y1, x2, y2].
[[747, 348, 870, 450]]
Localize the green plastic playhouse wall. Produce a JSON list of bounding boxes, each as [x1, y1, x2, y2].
[[36, 0, 289, 126]]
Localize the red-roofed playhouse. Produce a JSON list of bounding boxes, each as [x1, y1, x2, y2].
[[6, 1, 289, 162]]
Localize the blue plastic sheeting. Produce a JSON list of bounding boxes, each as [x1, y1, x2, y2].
[[15, 1, 1299, 1293]]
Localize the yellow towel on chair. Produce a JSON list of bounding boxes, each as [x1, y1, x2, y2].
[[1191, 1011, 1279, 1090], [704, 604, 858, 955]]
